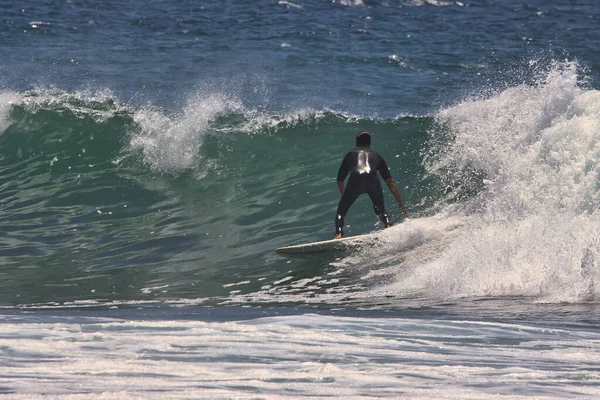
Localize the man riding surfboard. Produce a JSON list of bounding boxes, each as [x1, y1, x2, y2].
[[334, 131, 408, 239]]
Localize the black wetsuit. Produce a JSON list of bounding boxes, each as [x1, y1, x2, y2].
[[335, 146, 392, 236]]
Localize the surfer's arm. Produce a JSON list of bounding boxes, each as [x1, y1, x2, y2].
[[337, 180, 345, 194], [385, 178, 409, 217], [336, 153, 350, 195]]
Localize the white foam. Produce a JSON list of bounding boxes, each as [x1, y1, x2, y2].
[[278, 0, 302, 9], [0, 90, 21, 133], [130, 93, 243, 173], [216, 107, 340, 135], [339, 0, 364, 6], [387, 60, 600, 303], [405, 0, 457, 7], [0, 87, 126, 134], [2, 313, 600, 399]]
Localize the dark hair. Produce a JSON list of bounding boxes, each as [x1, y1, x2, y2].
[[356, 131, 371, 147]]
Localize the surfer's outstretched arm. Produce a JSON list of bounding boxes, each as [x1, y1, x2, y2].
[[385, 178, 409, 217]]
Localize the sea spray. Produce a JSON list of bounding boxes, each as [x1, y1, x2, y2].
[[130, 93, 244, 173], [389, 61, 600, 303], [0, 91, 22, 134]]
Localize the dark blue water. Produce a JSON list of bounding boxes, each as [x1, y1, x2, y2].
[[4, 0, 600, 115]]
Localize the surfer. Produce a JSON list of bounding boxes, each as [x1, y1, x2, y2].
[[334, 131, 408, 239]]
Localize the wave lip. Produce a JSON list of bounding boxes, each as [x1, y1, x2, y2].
[[130, 93, 245, 173]]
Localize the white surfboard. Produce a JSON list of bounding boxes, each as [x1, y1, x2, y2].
[[275, 231, 381, 255]]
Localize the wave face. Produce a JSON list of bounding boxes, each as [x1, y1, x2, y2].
[[0, 87, 435, 307], [2, 61, 600, 309]]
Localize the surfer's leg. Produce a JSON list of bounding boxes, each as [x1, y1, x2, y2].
[[368, 184, 391, 228], [335, 188, 360, 237]]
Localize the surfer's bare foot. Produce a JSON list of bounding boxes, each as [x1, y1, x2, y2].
[[334, 234, 342, 239]]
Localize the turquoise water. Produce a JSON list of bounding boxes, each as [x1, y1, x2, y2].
[[2, 0, 600, 397]]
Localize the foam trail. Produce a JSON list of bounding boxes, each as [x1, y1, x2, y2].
[[388, 61, 600, 303]]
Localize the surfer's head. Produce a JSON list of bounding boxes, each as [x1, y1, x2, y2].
[[356, 131, 371, 147]]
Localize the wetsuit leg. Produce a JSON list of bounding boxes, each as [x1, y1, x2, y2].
[[335, 186, 361, 236], [367, 181, 391, 228]]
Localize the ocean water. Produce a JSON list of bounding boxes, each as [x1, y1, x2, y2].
[[2, 0, 600, 398]]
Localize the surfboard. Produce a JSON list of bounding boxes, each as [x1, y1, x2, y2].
[[275, 231, 381, 255]]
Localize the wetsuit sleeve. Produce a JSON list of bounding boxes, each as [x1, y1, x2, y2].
[[337, 153, 350, 182], [378, 155, 392, 181]]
